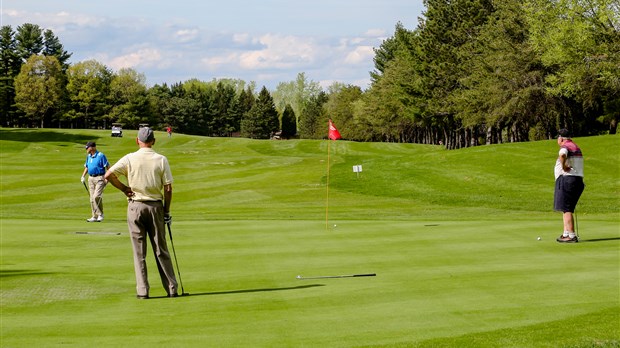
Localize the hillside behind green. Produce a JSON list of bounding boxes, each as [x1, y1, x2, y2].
[[1, 128, 618, 222]]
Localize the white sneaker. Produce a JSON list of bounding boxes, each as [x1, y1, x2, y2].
[[97, 215, 104, 222], [86, 217, 97, 222]]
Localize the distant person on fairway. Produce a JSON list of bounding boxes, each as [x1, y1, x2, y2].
[[554, 129, 585, 243], [81, 141, 109, 222], [166, 126, 172, 138], [105, 127, 178, 299]]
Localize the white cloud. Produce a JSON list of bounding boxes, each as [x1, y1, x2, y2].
[[201, 53, 238, 70], [2, 2, 417, 89], [345, 46, 375, 64], [97, 48, 165, 71], [3, 8, 106, 32], [174, 28, 199, 43], [238, 34, 318, 70], [232, 33, 251, 44], [365, 28, 387, 37]]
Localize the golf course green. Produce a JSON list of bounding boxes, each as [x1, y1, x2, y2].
[[1, 128, 618, 347]]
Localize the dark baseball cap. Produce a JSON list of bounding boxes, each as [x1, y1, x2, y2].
[[557, 129, 570, 138], [85, 141, 96, 148]]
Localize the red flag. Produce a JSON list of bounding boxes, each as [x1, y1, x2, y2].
[[328, 119, 341, 140]]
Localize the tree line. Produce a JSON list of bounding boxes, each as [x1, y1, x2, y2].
[[1, 0, 618, 147], [353, 0, 618, 148]]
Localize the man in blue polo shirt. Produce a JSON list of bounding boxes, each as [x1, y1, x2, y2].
[[81, 141, 110, 222]]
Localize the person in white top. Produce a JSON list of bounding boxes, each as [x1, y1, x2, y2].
[[553, 129, 585, 243], [105, 127, 178, 299]]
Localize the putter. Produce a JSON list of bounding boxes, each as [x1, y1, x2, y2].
[[166, 222, 188, 296], [296, 273, 376, 280]]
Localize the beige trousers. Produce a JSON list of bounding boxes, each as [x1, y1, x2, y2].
[[127, 200, 177, 297], [88, 176, 106, 217]]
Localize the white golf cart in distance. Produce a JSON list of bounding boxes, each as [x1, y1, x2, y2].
[[111, 123, 123, 137]]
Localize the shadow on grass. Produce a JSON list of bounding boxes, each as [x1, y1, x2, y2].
[[0, 270, 54, 278], [580, 237, 620, 243], [0, 129, 93, 144], [148, 284, 325, 299], [73, 231, 122, 236]]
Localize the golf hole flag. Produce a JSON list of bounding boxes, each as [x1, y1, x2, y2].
[[328, 119, 341, 140]]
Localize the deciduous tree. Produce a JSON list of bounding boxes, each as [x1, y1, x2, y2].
[[65, 60, 112, 128], [108, 68, 148, 128], [14, 55, 63, 127]]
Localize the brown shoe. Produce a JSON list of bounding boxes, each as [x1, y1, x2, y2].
[[556, 236, 578, 243]]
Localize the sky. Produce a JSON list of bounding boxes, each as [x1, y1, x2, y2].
[[1, 0, 425, 90]]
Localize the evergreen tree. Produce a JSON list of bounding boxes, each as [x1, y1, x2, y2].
[[43, 29, 72, 71], [147, 83, 171, 129], [281, 104, 297, 138], [419, 0, 496, 148], [240, 86, 279, 139], [298, 91, 328, 139], [370, 22, 416, 83], [456, 0, 560, 142], [15, 24, 44, 63], [213, 81, 238, 136], [0, 26, 20, 126]]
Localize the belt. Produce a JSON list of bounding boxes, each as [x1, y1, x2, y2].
[[90, 174, 104, 177], [129, 199, 162, 204]]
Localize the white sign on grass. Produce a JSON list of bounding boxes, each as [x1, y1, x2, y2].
[[353, 165, 362, 178]]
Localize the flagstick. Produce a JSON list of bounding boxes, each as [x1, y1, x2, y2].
[[325, 139, 331, 230]]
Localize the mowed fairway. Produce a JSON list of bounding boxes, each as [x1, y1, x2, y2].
[[1, 128, 619, 347]]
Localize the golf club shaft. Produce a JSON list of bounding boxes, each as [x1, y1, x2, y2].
[[167, 223, 185, 294], [82, 181, 89, 195], [298, 273, 376, 280], [574, 210, 579, 238]]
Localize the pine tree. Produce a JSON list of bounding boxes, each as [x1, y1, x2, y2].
[[241, 86, 279, 139], [281, 104, 297, 138]]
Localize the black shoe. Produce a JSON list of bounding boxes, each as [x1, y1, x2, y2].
[[136, 295, 149, 299], [168, 293, 178, 298]]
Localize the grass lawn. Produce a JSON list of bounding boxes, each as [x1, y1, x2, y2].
[[1, 128, 619, 347]]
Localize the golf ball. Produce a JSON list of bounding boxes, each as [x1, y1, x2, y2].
[[334, 224, 337, 227], [537, 237, 541, 241], [296, 275, 301, 279]]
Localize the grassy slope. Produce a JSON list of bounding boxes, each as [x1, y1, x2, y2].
[[1, 129, 618, 347], [1, 128, 618, 221]]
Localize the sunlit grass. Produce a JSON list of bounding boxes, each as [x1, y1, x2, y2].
[[1, 128, 618, 347]]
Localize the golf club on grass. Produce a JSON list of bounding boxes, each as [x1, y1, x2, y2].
[[166, 222, 188, 296], [296, 273, 376, 280]]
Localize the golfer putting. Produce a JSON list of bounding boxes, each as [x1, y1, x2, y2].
[[105, 127, 181, 299], [553, 129, 585, 243]]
